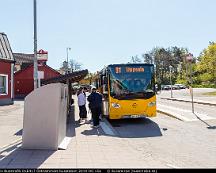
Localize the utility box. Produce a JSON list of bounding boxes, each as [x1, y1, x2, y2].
[[22, 83, 68, 150]]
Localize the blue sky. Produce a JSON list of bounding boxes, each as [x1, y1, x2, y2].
[[1, 0, 216, 72]]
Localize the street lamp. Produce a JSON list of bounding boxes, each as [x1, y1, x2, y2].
[[33, 0, 38, 89], [66, 47, 71, 74], [169, 65, 173, 98], [186, 53, 194, 113]]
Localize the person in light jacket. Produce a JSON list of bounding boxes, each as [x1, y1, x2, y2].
[[77, 88, 87, 123]]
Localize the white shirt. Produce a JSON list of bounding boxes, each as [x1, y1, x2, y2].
[[77, 93, 86, 106]]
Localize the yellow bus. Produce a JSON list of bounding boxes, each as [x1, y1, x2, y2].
[[95, 63, 156, 119]]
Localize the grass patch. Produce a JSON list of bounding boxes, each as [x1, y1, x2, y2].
[[203, 91, 216, 96]]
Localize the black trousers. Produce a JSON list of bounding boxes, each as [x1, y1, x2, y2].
[[79, 105, 87, 119], [91, 107, 100, 126]]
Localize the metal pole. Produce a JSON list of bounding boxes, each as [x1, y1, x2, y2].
[[33, 0, 38, 89], [169, 66, 173, 98], [66, 48, 68, 74], [190, 62, 194, 113], [66, 47, 71, 74]]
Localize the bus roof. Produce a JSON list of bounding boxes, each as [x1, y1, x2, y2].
[[107, 63, 154, 67]]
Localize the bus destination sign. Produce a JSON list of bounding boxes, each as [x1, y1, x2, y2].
[[126, 67, 144, 73], [115, 66, 145, 73]]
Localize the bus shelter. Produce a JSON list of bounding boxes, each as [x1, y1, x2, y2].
[[42, 69, 88, 114]]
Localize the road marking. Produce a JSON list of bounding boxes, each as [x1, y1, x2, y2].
[[58, 137, 72, 150], [0, 139, 22, 153], [161, 97, 216, 106], [159, 104, 196, 113], [158, 104, 216, 122], [157, 108, 191, 121], [189, 113, 215, 121]]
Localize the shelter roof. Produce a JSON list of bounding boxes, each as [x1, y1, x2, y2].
[[41, 70, 88, 84]]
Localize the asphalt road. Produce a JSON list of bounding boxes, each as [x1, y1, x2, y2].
[[108, 113, 216, 168]]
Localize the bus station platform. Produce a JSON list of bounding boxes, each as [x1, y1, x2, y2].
[[0, 98, 165, 169]]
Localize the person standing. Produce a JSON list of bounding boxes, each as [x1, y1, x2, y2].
[[77, 88, 87, 123], [87, 88, 102, 128], [83, 87, 88, 97]]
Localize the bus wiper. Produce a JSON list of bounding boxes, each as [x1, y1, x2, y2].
[[114, 79, 128, 90], [129, 90, 154, 94], [139, 90, 154, 93]]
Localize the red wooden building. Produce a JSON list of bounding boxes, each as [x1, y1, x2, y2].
[[0, 32, 15, 105], [14, 50, 61, 98]]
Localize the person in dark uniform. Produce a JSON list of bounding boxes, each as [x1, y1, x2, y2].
[[87, 87, 102, 128]]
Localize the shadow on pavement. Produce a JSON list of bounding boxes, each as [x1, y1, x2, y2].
[[0, 105, 77, 169], [14, 129, 23, 136], [194, 113, 216, 130], [66, 105, 76, 137], [108, 118, 163, 138], [81, 127, 104, 136], [14, 98, 25, 101], [0, 146, 55, 168]]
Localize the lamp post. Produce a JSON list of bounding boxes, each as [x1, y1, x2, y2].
[[186, 53, 194, 113], [169, 65, 173, 98], [66, 47, 71, 74], [33, 0, 38, 89]]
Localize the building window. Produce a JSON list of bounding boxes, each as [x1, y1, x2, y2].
[[0, 74, 8, 95]]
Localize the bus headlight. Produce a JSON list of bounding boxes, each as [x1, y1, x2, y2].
[[112, 103, 121, 108], [148, 101, 156, 107]]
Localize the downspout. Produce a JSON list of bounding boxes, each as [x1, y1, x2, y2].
[[11, 61, 15, 102]]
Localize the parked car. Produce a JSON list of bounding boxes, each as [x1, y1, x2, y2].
[[162, 85, 171, 90], [162, 84, 179, 90], [172, 85, 179, 90], [174, 84, 187, 89]]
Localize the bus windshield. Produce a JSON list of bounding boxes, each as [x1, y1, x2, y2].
[[109, 65, 155, 100]]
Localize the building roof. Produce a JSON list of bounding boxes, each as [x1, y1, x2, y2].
[[13, 53, 34, 64], [41, 70, 88, 84], [14, 63, 61, 76], [0, 32, 14, 61], [14, 49, 48, 64]]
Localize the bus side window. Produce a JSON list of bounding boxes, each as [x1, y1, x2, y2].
[[100, 75, 103, 86], [95, 79, 99, 89], [103, 76, 108, 84]]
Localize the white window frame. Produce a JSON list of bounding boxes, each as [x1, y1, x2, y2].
[[0, 74, 8, 95]]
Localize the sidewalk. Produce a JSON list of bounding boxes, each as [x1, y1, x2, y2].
[[0, 98, 164, 169], [157, 104, 216, 122], [160, 97, 216, 106], [157, 88, 216, 106], [157, 91, 216, 122]]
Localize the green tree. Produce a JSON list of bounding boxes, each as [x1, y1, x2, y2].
[[142, 53, 153, 64], [130, 55, 142, 63], [146, 47, 188, 85], [196, 43, 216, 86]]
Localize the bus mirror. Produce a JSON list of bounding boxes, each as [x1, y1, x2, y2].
[[103, 76, 108, 85]]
